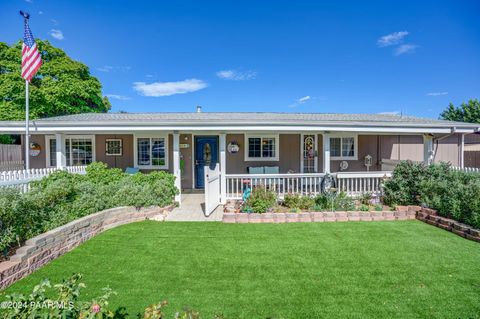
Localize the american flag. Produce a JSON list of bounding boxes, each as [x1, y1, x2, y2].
[[21, 16, 42, 82]]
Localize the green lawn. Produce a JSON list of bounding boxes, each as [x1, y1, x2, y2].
[[1, 221, 480, 318]]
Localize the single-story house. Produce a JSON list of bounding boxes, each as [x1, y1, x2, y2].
[[1, 111, 479, 210]]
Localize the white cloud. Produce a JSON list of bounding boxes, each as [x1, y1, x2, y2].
[[133, 79, 208, 97], [289, 95, 312, 108], [25, 0, 32, 3], [97, 66, 113, 72], [49, 29, 64, 40], [216, 69, 257, 80], [51, 19, 59, 26], [394, 44, 417, 56], [97, 65, 131, 72], [377, 31, 409, 47], [105, 94, 131, 101], [426, 92, 448, 96], [38, 11, 43, 15]]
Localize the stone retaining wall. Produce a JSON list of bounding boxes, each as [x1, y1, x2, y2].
[[417, 208, 480, 243], [0, 205, 173, 290], [223, 205, 421, 223]]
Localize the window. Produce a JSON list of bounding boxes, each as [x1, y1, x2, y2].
[[330, 136, 357, 160], [70, 138, 93, 165], [245, 135, 279, 161], [106, 139, 122, 156], [135, 136, 168, 168], [46, 136, 95, 167], [49, 138, 57, 167]]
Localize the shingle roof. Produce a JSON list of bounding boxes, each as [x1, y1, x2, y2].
[[33, 112, 473, 126]]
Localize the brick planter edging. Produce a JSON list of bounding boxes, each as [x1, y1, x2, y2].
[[417, 208, 480, 243], [222, 205, 420, 223], [0, 205, 174, 290]]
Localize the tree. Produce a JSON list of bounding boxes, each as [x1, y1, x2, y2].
[[0, 40, 111, 121], [440, 99, 480, 123]]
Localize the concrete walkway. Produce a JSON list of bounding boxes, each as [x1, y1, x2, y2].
[[165, 193, 223, 221]]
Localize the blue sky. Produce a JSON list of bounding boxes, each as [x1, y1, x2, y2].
[[1, 0, 479, 118]]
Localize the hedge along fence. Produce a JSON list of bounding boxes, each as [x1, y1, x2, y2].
[[0, 205, 174, 290], [0, 162, 179, 257], [383, 161, 480, 229]]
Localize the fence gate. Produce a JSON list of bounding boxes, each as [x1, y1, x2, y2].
[[204, 163, 221, 216]]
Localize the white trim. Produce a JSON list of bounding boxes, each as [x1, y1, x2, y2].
[[3, 125, 477, 134], [192, 134, 220, 189], [322, 133, 330, 173], [460, 134, 465, 168], [45, 134, 95, 168], [105, 138, 123, 156], [173, 133, 181, 203], [329, 134, 358, 161], [133, 133, 169, 170], [244, 134, 280, 161], [300, 133, 318, 173], [219, 133, 227, 204]]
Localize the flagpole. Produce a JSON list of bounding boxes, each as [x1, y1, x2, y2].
[[25, 80, 30, 170]]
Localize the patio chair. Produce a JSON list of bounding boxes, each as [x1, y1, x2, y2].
[[125, 167, 140, 174]]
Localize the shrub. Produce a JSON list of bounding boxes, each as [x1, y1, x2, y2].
[[334, 192, 356, 211], [0, 274, 237, 319], [245, 188, 276, 213], [384, 161, 480, 229], [283, 194, 315, 210], [358, 192, 372, 206], [0, 162, 178, 255], [359, 204, 369, 212], [313, 192, 355, 211]]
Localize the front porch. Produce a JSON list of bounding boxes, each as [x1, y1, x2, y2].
[[17, 129, 464, 215]]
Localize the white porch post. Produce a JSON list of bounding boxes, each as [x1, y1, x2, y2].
[[322, 133, 330, 173], [460, 133, 465, 168], [173, 132, 182, 203], [423, 134, 434, 165], [55, 133, 66, 168], [219, 133, 227, 204]]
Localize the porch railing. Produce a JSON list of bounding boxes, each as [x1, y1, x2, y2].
[[0, 166, 87, 193], [336, 171, 392, 197], [225, 171, 392, 199], [226, 173, 327, 199]]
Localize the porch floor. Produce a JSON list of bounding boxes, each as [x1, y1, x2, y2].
[[165, 193, 223, 222]]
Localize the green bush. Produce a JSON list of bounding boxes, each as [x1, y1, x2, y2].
[[0, 162, 178, 253], [383, 161, 480, 229], [245, 188, 276, 213], [283, 194, 315, 210], [313, 192, 355, 211], [0, 274, 216, 319]]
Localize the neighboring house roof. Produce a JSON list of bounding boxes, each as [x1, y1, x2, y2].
[[0, 112, 478, 134]]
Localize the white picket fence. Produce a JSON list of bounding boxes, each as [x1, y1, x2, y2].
[[225, 171, 392, 199], [0, 166, 87, 193], [451, 166, 480, 173], [0, 161, 25, 171], [204, 164, 221, 216]]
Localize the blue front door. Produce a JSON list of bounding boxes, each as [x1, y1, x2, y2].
[[195, 136, 218, 188]]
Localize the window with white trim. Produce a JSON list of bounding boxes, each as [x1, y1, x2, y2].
[[135, 136, 168, 168], [245, 135, 279, 161], [330, 136, 357, 160], [46, 136, 94, 167], [106, 139, 122, 156]]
